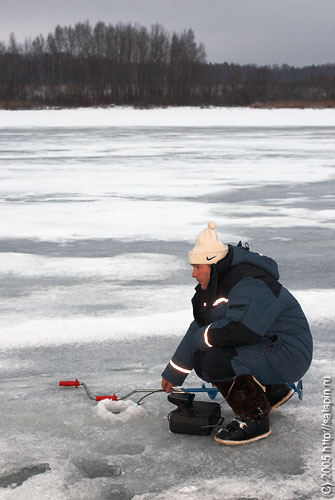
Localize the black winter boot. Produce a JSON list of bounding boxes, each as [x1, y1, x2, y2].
[[214, 374, 271, 445], [265, 384, 294, 413]]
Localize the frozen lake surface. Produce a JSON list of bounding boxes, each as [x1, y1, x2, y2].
[[0, 107, 334, 499]]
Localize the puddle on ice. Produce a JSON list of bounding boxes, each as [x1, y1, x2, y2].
[[0, 463, 50, 489], [72, 458, 122, 479]]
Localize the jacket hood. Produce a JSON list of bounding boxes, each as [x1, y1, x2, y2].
[[228, 244, 280, 280]]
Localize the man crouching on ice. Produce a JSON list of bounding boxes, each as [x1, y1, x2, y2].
[[161, 222, 313, 445]]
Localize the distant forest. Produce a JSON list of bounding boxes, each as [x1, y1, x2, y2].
[[1, 21, 334, 108]]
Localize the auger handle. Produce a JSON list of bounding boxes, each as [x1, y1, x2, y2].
[[95, 395, 118, 401], [59, 379, 80, 387]]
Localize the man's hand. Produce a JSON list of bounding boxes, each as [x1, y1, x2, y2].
[[161, 378, 175, 393]]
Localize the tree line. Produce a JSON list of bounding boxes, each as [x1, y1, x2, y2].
[[0, 21, 334, 108]]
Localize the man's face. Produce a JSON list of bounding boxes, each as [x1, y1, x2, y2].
[[192, 264, 211, 290]]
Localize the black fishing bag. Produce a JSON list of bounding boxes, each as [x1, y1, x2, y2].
[[167, 392, 222, 436]]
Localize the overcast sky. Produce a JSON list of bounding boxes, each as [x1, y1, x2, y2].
[[0, 0, 334, 67]]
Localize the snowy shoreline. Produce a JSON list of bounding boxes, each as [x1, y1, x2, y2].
[[1, 106, 335, 128]]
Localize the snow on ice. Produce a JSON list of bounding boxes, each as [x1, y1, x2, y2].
[[94, 399, 146, 423], [0, 107, 334, 499]]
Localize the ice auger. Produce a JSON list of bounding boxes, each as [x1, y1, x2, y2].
[[58, 378, 219, 403]]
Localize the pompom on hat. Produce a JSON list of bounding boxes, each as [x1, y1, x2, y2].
[[188, 222, 228, 265]]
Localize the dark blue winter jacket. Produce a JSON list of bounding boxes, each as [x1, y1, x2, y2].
[[162, 244, 313, 386]]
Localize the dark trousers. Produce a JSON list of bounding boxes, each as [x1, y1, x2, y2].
[[193, 347, 237, 383]]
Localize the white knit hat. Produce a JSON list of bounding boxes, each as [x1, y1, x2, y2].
[[188, 222, 228, 265]]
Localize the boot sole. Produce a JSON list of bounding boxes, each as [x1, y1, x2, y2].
[[214, 428, 271, 445], [269, 388, 294, 414]]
